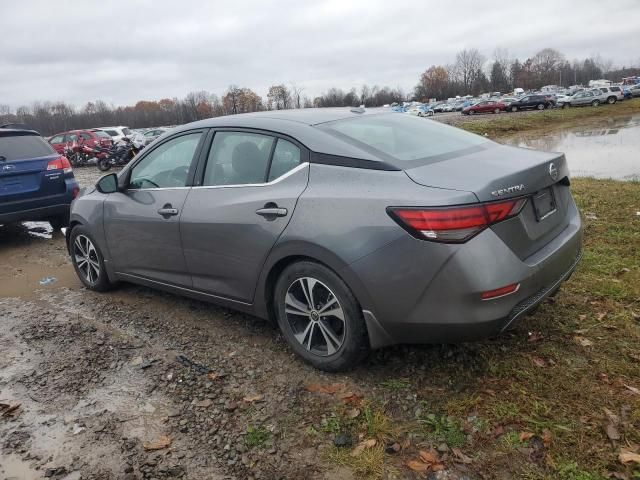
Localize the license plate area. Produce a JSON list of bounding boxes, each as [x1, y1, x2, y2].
[[532, 187, 557, 221]]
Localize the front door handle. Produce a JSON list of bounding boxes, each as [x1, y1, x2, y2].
[[158, 205, 179, 216], [255, 207, 288, 218]]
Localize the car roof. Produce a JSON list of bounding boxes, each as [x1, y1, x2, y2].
[[170, 108, 398, 161], [0, 128, 40, 137]]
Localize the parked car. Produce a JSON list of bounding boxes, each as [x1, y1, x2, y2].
[[597, 86, 624, 104], [68, 108, 582, 371], [408, 105, 434, 117], [143, 128, 169, 145], [629, 84, 640, 98], [1, 128, 79, 229], [557, 90, 601, 108], [507, 94, 552, 112], [49, 129, 112, 154], [96, 126, 133, 143], [441, 104, 455, 112], [500, 97, 518, 107], [462, 100, 506, 115]]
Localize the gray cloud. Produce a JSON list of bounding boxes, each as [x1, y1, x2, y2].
[[1, 0, 639, 108]]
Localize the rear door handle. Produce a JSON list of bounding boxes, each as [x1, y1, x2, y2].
[[157, 207, 179, 216], [255, 207, 288, 218]]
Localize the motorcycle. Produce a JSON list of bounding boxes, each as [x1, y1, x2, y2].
[[96, 137, 142, 171], [63, 141, 105, 167]]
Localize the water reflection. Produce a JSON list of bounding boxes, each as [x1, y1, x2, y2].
[[501, 114, 640, 180]]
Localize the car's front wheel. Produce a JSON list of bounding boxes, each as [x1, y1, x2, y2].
[[591, 100, 600, 107], [537, 103, 545, 110], [511, 106, 518, 112], [69, 226, 114, 291], [273, 261, 369, 371], [563, 103, 571, 109], [607, 96, 616, 104]]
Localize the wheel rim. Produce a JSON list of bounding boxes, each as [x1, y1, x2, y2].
[[73, 234, 100, 284], [284, 277, 346, 357]]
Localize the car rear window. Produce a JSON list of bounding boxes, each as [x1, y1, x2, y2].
[[123, 128, 131, 135], [0, 134, 56, 161], [611, 87, 621, 92], [94, 130, 111, 138], [321, 113, 488, 163]]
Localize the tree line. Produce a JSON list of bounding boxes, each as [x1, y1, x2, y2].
[[1, 47, 638, 136]]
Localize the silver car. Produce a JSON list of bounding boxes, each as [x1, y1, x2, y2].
[[67, 109, 582, 371]]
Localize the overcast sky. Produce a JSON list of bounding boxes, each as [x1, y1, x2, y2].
[[2, 0, 639, 108]]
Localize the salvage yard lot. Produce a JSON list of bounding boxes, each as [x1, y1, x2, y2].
[[1, 124, 640, 478]]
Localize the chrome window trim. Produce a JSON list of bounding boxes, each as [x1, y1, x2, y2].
[[193, 162, 309, 190], [124, 162, 309, 192]]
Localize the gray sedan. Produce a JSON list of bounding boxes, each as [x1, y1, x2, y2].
[[67, 109, 582, 371]]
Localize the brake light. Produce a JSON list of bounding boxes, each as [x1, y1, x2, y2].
[[481, 283, 520, 300], [388, 198, 527, 243], [47, 156, 72, 174]]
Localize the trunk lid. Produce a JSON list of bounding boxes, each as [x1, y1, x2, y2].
[[404, 143, 573, 259]]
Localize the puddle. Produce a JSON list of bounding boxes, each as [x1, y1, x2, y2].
[[501, 114, 640, 180], [0, 454, 41, 480]]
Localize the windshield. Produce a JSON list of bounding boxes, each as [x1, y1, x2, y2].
[[320, 113, 489, 162], [94, 130, 111, 138]]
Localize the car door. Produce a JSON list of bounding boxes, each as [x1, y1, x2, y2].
[[103, 130, 206, 287], [180, 130, 309, 302]]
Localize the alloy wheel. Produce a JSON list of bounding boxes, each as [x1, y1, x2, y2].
[[284, 277, 346, 356], [73, 234, 100, 284]]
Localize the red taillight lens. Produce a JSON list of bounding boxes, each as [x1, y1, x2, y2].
[[389, 198, 527, 243], [47, 156, 72, 174]]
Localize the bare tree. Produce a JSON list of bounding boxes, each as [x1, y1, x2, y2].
[[453, 49, 486, 92], [290, 83, 305, 109]]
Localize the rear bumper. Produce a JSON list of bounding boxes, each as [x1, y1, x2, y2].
[[0, 203, 70, 223], [0, 186, 77, 223], [348, 201, 583, 348]]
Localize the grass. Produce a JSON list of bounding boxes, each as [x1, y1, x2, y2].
[[244, 425, 271, 448], [317, 178, 640, 479], [458, 97, 640, 137]]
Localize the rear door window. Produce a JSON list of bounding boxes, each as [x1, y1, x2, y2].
[[611, 87, 621, 92], [49, 134, 65, 144], [203, 132, 274, 186], [0, 134, 55, 161], [268, 139, 301, 181]]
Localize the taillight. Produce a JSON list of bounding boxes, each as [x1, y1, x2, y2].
[[47, 156, 72, 174], [388, 198, 527, 243]]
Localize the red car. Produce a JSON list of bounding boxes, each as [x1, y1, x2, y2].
[[48, 129, 112, 154], [462, 100, 506, 115]]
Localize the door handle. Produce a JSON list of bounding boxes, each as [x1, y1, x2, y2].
[[157, 206, 179, 216], [255, 207, 288, 218]]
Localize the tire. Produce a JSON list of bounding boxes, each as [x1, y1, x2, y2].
[[469, 110, 475, 115], [97, 158, 111, 171], [511, 106, 518, 112], [537, 103, 544, 110], [69, 225, 114, 292], [591, 100, 600, 107], [48, 213, 69, 230], [607, 96, 616, 104], [563, 103, 570, 109], [494, 108, 501, 114], [273, 261, 369, 372]]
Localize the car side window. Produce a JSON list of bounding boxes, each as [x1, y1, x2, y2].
[[203, 132, 274, 186], [50, 135, 64, 143], [80, 133, 92, 140], [129, 133, 202, 189], [268, 139, 302, 182]]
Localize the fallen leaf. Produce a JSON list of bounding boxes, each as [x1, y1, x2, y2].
[[615, 267, 630, 276], [419, 449, 439, 464], [603, 408, 620, 425], [578, 314, 587, 321], [243, 394, 263, 403], [606, 424, 621, 441], [143, 435, 172, 451], [574, 336, 594, 347], [406, 460, 430, 473], [1, 404, 21, 417], [542, 429, 552, 448], [623, 384, 640, 395], [619, 450, 640, 464], [337, 392, 363, 405], [385, 442, 401, 454], [346, 408, 360, 419], [193, 399, 212, 408], [208, 372, 220, 381], [305, 383, 345, 394], [597, 313, 607, 321], [528, 331, 544, 342], [519, 431, 535, 442], [492, 425, 505, 438], [351, 439, 376, 457], [531, 356, 547, 368], [432, 463, 445, 471], [629, 353, 640, 362], [452, 447, 473, 464]]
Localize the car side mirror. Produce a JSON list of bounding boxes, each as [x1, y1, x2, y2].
[[96, 173, 119, 194]]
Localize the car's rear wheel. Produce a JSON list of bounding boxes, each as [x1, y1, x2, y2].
[[511, 106, 518, 112], [48, 214, 69, 230], [607, 96, 616, 104], [97, 158, 111, 171], [563, 103, 570, 109], [537, 103, 544, 110], [494, 108, 501, 114], [273, 261, 369, 371], [69, 226, 114, 291], [591, 100, 600, 107], [469, 110, 475, 115]]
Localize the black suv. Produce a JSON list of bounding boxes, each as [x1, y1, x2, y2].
[[507, 94, 552, 112]]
